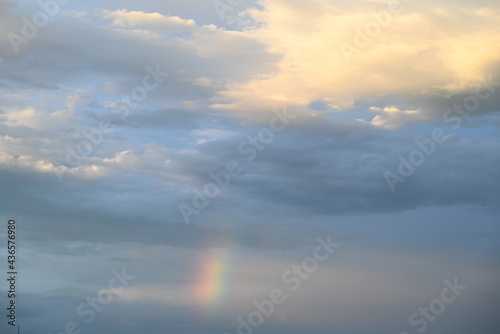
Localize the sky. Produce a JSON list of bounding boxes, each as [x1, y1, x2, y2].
[[0, 0, 499, 333]]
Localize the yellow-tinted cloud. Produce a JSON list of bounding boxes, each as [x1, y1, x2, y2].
[[212, 0, 500, 119], [102, 9, 196, 32]]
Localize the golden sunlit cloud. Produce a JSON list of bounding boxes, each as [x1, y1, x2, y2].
[[212, 0, 500, 121]]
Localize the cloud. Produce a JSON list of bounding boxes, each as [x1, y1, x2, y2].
[[211, 0, 500, 123], [0, 1, 499, 333], [101, 9, 196, 32], [362, 105, 425, 129]]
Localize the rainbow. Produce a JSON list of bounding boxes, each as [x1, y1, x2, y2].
[[193, 245, 233, 317]]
